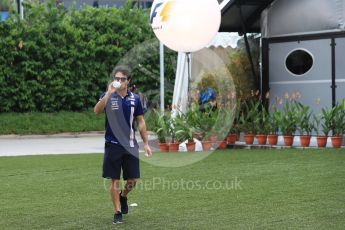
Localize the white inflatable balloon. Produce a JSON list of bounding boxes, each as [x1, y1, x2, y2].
[[150, 0, 221, 53]]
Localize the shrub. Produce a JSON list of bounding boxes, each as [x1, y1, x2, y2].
[[0, 0, 176, 112]]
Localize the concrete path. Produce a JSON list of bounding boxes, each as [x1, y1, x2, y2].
[[0, 133, 342, 157], [0, 132, 158, 157]]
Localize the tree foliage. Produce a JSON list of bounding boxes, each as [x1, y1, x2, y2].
[[0, 0, 176, 112]]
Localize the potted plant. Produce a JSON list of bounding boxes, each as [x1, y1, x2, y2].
[[330, 104, 345, 148], [296, 103, 314, 147], [239, 112, 254, 144], [227, 124, 238, 145], [152, 111, 170, 152], [167, 115, 180, 152], [267, 106, 280, 145], [254, 106, 269, 145], [175, 109, 197, 152], [280, 101, 298, 146], [195, 107, 217, 151], [313, 112, 330, 148], [214, 108, 233, 150], [227, 98, 241, 145], [239, 100, 258, 145]]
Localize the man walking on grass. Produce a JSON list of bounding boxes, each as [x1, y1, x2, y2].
[[94, 66, 152, 224]]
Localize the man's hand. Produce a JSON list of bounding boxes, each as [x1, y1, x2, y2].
[[94, 81, 117, 115], [136, 115, 152, 157], [107, 81, 117, 95], [143, 143, 152, 157]]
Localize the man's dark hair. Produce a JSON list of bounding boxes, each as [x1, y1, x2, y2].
[[112, 66, 131, 80]]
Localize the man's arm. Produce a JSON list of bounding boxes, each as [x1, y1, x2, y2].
[[94, 83, 116, 115], [136, 115, 152, 157], [94, 92, 110, 115]]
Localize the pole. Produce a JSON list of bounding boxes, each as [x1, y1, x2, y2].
[[160, 42, 164, 112], [20, 0, 24, 20], [238, 4, 259, 89], [186, 52, 191, 105], [331, 38, 336, 108]]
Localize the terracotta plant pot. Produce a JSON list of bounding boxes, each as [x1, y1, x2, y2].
[[316, 136, 328, 148], [267, 134, 278, 145], [227, 134, 237, 145], [244, 133, 254, 145], [202, 141, 212, 151], [217, 140, 227, 150], [169, 142, 179, 152], [186, 142, 196, 152], [300, 135, 311, 147], [331, 136, 343, 148], [283, 135, 294, 146], [159, 143, 169, 152], [256, 134, 267, 145]]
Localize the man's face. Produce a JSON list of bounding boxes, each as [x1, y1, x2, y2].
[[113, 72, 129, 90]]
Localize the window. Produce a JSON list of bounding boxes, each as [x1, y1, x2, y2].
[[285, 49, 313, 76]]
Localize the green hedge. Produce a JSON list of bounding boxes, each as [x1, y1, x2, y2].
[[0, 1, 176, 112], [0, 110, 105, 134]]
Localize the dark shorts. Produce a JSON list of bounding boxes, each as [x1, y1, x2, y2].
[[102, 142, 140, 180]]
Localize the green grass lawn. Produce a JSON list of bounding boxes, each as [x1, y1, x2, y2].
[[1, 149, 345, 229]]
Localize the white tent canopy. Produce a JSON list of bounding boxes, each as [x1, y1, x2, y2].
[[171, 52, 190, 117], [171, 32, 239, 116]]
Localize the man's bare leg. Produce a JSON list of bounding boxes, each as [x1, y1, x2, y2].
[[110, 179, 121, 212], [121, 178, 138, 197], [116, 179, 138, 215]]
